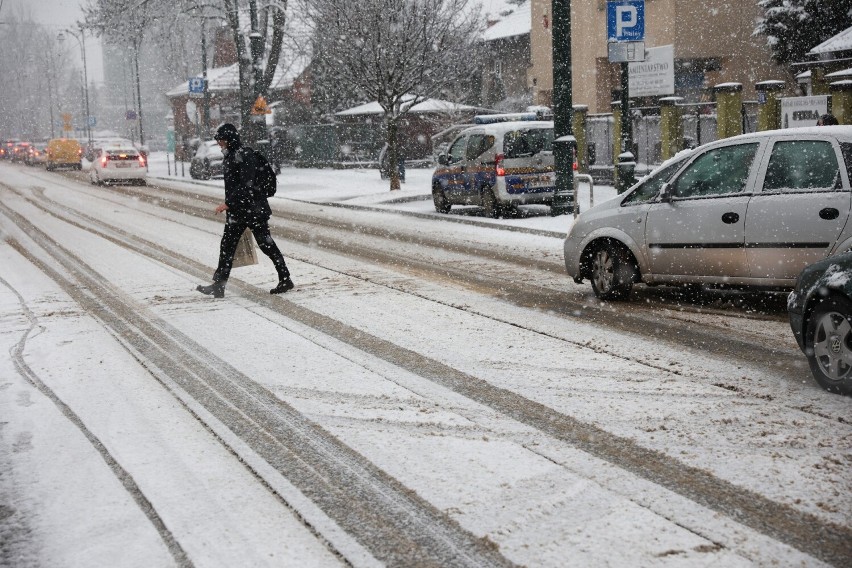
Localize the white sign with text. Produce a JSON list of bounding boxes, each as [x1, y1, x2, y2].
[[628, 45, 674, 97]]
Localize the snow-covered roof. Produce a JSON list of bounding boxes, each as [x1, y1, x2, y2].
[[482, 1, 530, 42], [336, 96, 482, 116], [166, 55, 311, 98], [826, 67, 852, 79], [809, 25, 852, 55]]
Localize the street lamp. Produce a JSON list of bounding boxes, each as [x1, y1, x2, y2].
[[57, 24, 92, 147]]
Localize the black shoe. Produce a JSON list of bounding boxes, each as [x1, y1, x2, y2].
[[196, 281, 225, 298], [270, 278, 294, 294]]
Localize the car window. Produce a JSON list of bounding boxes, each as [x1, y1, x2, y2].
[[447, 136, 467, 164], [763, 140, 840, 192], [503, 128, 553, 158], [465, 135, 495, 160], [672, 142, 758, 198], [622, 156, 689, 205]]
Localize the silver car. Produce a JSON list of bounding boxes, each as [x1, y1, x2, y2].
[[565, 126, 852, 300]]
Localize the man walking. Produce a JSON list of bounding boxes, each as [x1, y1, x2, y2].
[[196, 123, 294, 298]]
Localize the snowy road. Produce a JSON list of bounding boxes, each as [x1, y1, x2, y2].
[[1, 162, 850, 567]]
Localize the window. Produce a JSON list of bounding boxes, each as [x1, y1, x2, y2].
[[763, 140, 840, 192], [466, 135, 495, 160], [503, 128, 553, 159], [447, 137, 467, 164], [673, 143, 758, 198], [622, 154, 689, 205]]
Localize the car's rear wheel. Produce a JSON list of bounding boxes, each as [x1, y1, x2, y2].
[[432, 185, 450, 213], [589, 242, 636, 300], [481, 187, 501, 219], [806, 295, 852, 395]]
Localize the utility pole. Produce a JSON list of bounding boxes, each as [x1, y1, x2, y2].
[[551, 0, 576, 215], [133, 37, 145, 146], [201, 17, 211, 137]]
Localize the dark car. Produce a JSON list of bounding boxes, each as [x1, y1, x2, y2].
[[189, 140, 224, 180], [788, 251, 852, 395], [11, 141, 31, 162]]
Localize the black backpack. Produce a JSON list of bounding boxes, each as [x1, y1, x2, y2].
[[249, 148, 277, 197]]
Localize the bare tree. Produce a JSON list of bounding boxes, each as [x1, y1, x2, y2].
[[85, 0, 293, 149], [306, 0, 483, 190]]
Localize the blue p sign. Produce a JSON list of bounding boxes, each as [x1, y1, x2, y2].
[[607, 1, 645, 42]]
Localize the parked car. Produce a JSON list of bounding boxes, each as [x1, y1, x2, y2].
[[787, 252, 852, 395], [89, 147, 147, 185], [190, 140, 224, 179], [25, 142, 47, 166], [46, 138, 82, 171], [564, 126, 852, 300], [431, 117, 570, 217]]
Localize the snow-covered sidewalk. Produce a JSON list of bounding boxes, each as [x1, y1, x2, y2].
[[144, 151, 617, 235]]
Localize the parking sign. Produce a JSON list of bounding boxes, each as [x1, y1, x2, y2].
[[188, 77, 206, 98], [607, 1, 645, 42]]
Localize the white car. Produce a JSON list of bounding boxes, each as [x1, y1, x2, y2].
[[564, 126, 852, 300], [89, 147, 147, 185]]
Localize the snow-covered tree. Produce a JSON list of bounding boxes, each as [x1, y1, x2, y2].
[[305, 0, 484, 190], [754, 0, 852, 66]]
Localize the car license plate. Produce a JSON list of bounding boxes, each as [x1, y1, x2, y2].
[[526, 175, 552, 188], [115, 163, 132, 168]]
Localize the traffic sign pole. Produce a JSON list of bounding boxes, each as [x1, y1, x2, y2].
[[607, 1, 644, 192]]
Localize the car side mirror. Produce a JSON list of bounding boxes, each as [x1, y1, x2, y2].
[[437, 154, 448, 166], [659, 182, 673, 202]]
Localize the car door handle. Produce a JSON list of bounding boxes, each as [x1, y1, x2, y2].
[[819, 207, 840, 220], [721, 212, 740, 224]]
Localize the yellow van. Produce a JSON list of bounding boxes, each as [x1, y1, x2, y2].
[[46, 138, 82, 171]]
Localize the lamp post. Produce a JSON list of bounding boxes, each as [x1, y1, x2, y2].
[[58, 25, 92, 147]]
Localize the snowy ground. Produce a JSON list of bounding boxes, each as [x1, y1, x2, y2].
[[1, 158, 850, 567]]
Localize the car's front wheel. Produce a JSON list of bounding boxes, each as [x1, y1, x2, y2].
[[589, 242, 636, 300], [432, 185, 450, 213], [806, 294, 852, 395]]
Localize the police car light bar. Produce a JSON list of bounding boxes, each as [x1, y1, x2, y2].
[[473, 111, 553, 124]]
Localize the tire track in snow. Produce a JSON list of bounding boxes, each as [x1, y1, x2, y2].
[[5, 180, 851, 566], [0, 274, 194, 568]]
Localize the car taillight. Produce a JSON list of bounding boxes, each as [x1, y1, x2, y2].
[[100, 155, 108, 167], [495, 153, 505, 177], [137, 155, 145, 167]]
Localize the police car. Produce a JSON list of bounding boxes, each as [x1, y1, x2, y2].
[[431, 113, 570, 217]]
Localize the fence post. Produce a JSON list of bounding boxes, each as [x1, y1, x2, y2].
[[611, 100, 621, 168], [755, 80, 785, 131], [830, 80, 852, 125], [659, 96, 683, 161], [812, 66, 830, 96], [572, 104, 588, 172], [714, 82, 743, 140]]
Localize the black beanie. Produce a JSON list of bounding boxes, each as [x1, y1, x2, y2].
[[214, 123, 241, 146]]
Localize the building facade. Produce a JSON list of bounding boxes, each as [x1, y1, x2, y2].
[[528, 0, 793, 113]]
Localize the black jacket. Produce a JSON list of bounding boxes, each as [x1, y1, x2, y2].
[[222, 143, 271, 224]]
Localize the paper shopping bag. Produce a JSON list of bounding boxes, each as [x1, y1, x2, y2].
[[231, 229, 259, 268]]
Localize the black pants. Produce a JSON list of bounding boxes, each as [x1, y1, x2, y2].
[[213, 218, 290, 283]]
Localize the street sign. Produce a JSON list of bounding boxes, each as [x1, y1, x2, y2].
[[188, 77, 206, 98], [61, 113, 73, 132], [88, 116, 96, 127], [608, 41, 645, 63], [607, 1, 645, 42], [251, 95, 271, 115], [126, 110, 137, 121], [629, 45, 674, 97]]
